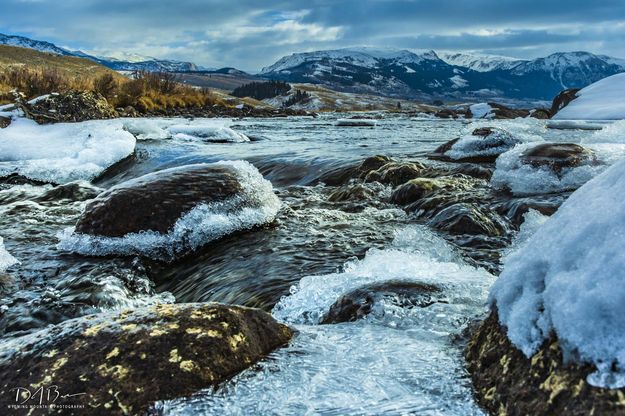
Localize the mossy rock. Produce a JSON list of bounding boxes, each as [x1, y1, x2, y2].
[[466, 310, 625, 415], [364, 161, 427, 186], [520, 143, 597, 174], [427, 202, 508, 236], [0, 303, 293, 415]]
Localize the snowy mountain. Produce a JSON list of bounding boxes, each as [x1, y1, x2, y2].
[[0, 32, 201, 72], [262, 48, 625, 101], [437, 52, 525, 72]]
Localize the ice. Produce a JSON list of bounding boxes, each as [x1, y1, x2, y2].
[[490, 157, 625, 388], [553, 73, 625, 120], [0, 237, 18, 272], [120, 118, 250, 142], [57, 160, 281, 261], [446, 128, 518, 160], [469, 103, 494, 119], [546, 120, 605, 130], [159, 225, 491, 415], [0, 117, 136, 184]]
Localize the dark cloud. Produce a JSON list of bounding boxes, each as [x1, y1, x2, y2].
[[1, 0, 624, 71]]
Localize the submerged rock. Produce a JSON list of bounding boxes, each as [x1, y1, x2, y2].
[[321, 280, 444, 324], [429, 127, 520, 163], [466, 310, 625, 416], [520, 143, 597, 174], [428, 202, 507, 236], [0, 303, 293, 415]]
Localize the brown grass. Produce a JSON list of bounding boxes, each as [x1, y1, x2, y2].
[[0, 44, 226, 111]]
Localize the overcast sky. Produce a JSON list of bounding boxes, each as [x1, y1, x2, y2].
[[2, 0, 625, 71]]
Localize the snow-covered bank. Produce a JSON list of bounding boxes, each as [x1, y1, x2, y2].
[[0, 117, 136, 184], [0, 237, 18, 272], [122, 118, 249, 142], [491, 157, 625, 388], [554, 73, 625, 120]]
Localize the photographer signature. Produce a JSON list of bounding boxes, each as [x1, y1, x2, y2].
[[9, 385, 86, 405]]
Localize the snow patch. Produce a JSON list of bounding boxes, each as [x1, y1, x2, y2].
[[554, 73, 625, 120], [0, 117, 136, 184], [491, 157, 625, 388]]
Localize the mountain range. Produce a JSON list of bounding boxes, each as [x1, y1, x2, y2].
[[260, 47, 625, 101], [0, 33, 204, 72], [3, 32, 625, 102]]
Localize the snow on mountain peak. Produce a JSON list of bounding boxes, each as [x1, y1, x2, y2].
[[437, 51, 525, 72]]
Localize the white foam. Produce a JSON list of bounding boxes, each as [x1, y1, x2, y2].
[[169, 124, 250, 143], [491, 157, 625, 388], [57, 160, 281, 261], [0, 117, 136, 184], [120, 118, 249, 142], [0, 236, 18, 272]]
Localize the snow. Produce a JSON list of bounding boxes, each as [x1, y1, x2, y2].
[[469, 103, 494, 119], [546, 120, 605, 130], [57, 160, 280, 261], [438, 51, 525, 72], [121, 118, 249, 142], [449, 75, 468, 89], [553, 73, 625, 120], [446, 128, 518, 160], [491, 157, 625, 388], [0, 237, 18, 272], [0, 117, 136, 184]]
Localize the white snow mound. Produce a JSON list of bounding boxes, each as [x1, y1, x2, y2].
[[491, 157, 625, 388], [0, 117, 136, 184], [554, 73, 625, 120]]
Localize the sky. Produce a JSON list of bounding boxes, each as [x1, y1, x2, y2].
[[2, 0, 625, 72]]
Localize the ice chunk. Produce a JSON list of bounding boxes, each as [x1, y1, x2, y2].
[[57, 160, 280, 261], [490, 157, 625, 388], [546, 120, 605, 130], [120, 117, 249, 142], [469, 103, 494, 119], [554, 73, 625, 120], [0, 237, 18, 272], [168, 124, 250, 142], [446, 128, 518, 160], [0, 117, 136, 184]]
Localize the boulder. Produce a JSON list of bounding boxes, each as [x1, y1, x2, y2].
[[429, 127, 520, 163], [364, 161, 426, 186], [427, 202, 508, 236], [74, 164, 244, 237], [486, 103, 530, 119], [520, 143, 597, 174], [466, 310, 625, 416], [0, 303, 293, 415], [328, 183, 376, 202], [530, 109, 551, 120], [21, 91, 118, 124], [391, 176, 464, 206], [550, 88, 580, 117], [321, 280, 444, 324], [0, 115, 10, 129]]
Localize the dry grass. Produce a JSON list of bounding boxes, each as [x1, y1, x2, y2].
[[0, 44, 226, 111]]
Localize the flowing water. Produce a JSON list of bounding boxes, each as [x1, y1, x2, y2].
[[0, 113, 595, 415]]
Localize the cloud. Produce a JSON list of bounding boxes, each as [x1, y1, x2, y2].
[[0, 0, 624, 70]]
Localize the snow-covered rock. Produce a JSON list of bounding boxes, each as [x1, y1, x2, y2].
[[553, 73, 625, 120], [0, 117, 136, 184], [469, 103, 494, 119], [490, 156, 625, 387]]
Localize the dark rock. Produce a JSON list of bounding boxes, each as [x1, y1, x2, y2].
[[328, 184, 376, 202], [434, 108, 470, 119], [74, 164, 243, 237], [21, 91, 118, 124], [520, 143, 597, 174], [391, 177, 461, 206], [0, 116, 10, 128], [494, 196, 565, 227], [451, 164, 493, 180], [487, 103, 530, 119], [364, 161, 426, 186], [466, 310, 625, 416], [0, 303, 293, 415], [550, 88, 580, 117], [358, 155, 393, 174], [428, 127, 519, 163], [35, 182, 102, 202], [321, 280, 444, 324], [428, 202, 508, 236], [531, 109, 551, 119]]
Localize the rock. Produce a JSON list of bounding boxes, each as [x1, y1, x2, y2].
[[391, 176, 462, 206], [35, 182, 103, 202], [427, 202, 508, 236], [434, 108, 470, 119], [0, 303, 293, 415], [451, 164, 493, 180], [530, 109, 551, 119], [0, 116, 10, 129], [466, 310, 625, 416], [74, 163, 244, 237], [429, 127, 520, 163], [328, 183, 376, 202], [364, 161, 426, 186], [321, 280, 444, 324], [494, 196, 565, 227], [550, 88, 580, 117], [487, 103, 530, 119], [21, 91, 118, 124], [520, 143, 597, 174], [358, 155, 393, 174]]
